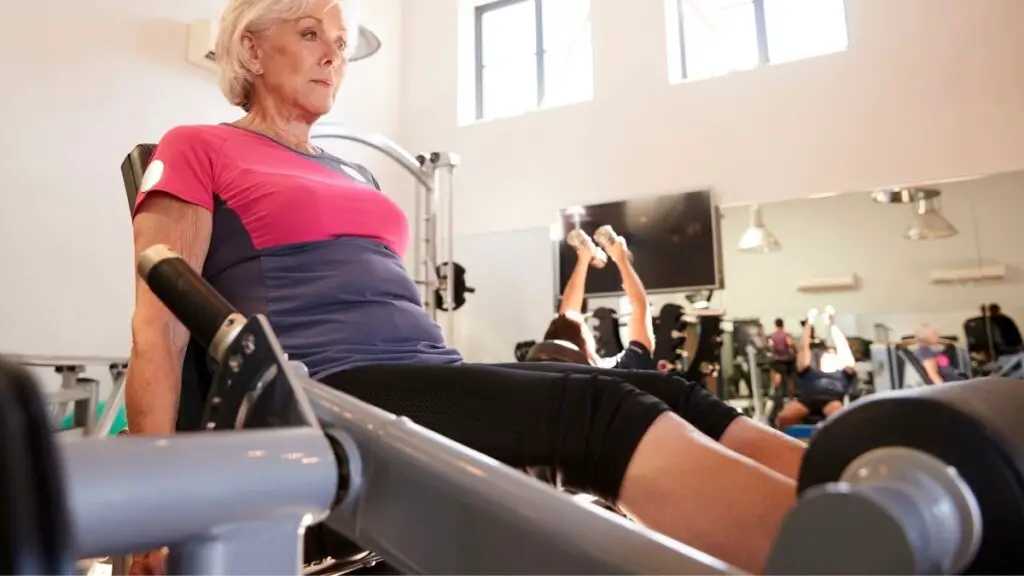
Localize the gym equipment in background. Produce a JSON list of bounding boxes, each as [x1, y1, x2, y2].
[[682, 312, 725, 390], [60, 401, 127, 437], [652, 303, 686, 370], [433, 262, 475, 311], [871, 341, 972, 391], [514, 339, 538, 362], [590, 307, 625, 358], [3, 355, 128, 438]]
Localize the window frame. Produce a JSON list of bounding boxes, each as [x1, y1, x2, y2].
[[674, 0, 785, 80], [474, 0, 546, 121]]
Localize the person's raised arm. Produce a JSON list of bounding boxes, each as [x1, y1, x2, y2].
[[796, 310, 817, 372], [605, 235, 653, 352], [558, 235, 594, 315], [125, 126, 218, 436], [825, 307, 856, 369]]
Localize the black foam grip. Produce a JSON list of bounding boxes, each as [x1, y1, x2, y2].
[[143, 256, 237, 350]]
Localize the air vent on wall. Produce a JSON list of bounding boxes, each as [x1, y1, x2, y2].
[[928, 263, 1006, 284], [186, 20, 219, 74], [795, 274, 859, 292]]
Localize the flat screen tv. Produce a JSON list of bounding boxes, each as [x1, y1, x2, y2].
[[554, 190, 723, 298]]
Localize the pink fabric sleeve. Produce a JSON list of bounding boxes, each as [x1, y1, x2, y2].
[[132, 125, 219, 216]]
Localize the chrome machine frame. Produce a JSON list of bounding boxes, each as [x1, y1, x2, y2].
[[4, 354, 127, 438], [311, 125, 460, 341]]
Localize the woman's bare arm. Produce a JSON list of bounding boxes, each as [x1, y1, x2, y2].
[[922, 358, 944, 384], [126, 194, 212, 435]]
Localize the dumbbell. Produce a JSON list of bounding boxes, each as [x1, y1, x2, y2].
[[565, 229, 607, 269], [593, 225, 632, 261]]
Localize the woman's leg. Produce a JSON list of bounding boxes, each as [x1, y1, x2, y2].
[[321, 364, 666, 502], [321, 364, 795, 573], [822, 399, 845, 418], [621, 412, 796, 573], [490, 363, 805, 480], [776, 399, 810, 428]]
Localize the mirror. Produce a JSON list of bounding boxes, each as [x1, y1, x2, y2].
[[568, 170, 1024, 422]]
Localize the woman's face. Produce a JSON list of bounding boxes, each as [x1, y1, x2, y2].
[[248, 0, 348, 118]]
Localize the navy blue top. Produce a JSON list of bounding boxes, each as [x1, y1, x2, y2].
[[136, 125, 463, 377]]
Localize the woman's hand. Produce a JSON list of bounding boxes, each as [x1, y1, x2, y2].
[[805, 308, 819, 324], [575, 233, 596, 263], [603, 234, 629, 264]]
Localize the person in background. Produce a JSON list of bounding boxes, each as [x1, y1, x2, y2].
[[768, 318, 796, 398], [543, 229, 656, 370], [776, 307, 856, 429], [915, 325, 965, 384], [988, 303, 1023, 352]]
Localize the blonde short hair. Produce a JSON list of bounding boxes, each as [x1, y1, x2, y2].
[[917, 324, 939, 342], [216, 0, 311, 111]]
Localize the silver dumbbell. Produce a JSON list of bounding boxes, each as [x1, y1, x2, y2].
[[566, 229, 608, 269], [593, 225, 632, 261]]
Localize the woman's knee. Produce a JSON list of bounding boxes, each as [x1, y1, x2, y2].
[[554, 373, 670, 503], [822, 400, 844, 416]]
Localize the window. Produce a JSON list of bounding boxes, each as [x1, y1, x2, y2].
[[475, 0, 593, 121], [673, 0, 848, 81]]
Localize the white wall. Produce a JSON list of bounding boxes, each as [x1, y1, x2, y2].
[[399, 0, 1024, 237], [0, 0, 404, 389]]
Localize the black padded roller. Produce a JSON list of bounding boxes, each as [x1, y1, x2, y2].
[[798, 377, 1024, 574], [137, 245, 237, 353]]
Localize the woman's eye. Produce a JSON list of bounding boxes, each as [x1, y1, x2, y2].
[[302, 30, 318, 40], [337, 40, 348, 51]]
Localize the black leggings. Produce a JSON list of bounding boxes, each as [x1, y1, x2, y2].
[[319, 362, 741, 503]]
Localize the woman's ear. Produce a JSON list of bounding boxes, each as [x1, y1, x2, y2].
[[240, 33, 263, 75]]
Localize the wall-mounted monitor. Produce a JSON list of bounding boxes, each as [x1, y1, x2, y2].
[[554, 190, 724, 298]]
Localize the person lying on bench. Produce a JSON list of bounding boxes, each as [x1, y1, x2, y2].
[[776, 307, 856, 428], [124, 1, 804, 573], [543, 228, 657, 370]]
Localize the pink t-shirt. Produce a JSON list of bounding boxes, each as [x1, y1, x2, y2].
[[135, 124, 461, 376]]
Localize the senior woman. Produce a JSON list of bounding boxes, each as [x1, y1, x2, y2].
[[126, 0, 803, 573]]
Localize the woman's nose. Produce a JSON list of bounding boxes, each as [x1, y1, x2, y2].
[[321, 42, 343, 68]]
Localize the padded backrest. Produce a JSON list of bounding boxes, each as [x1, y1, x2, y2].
[[120, 144, 157, 212], [896, 345, 932, 387]]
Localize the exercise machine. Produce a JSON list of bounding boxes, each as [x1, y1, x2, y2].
[[0, 245, 735, 576], [872, 341, 971, 390], [5, 245, 1024, 574]]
